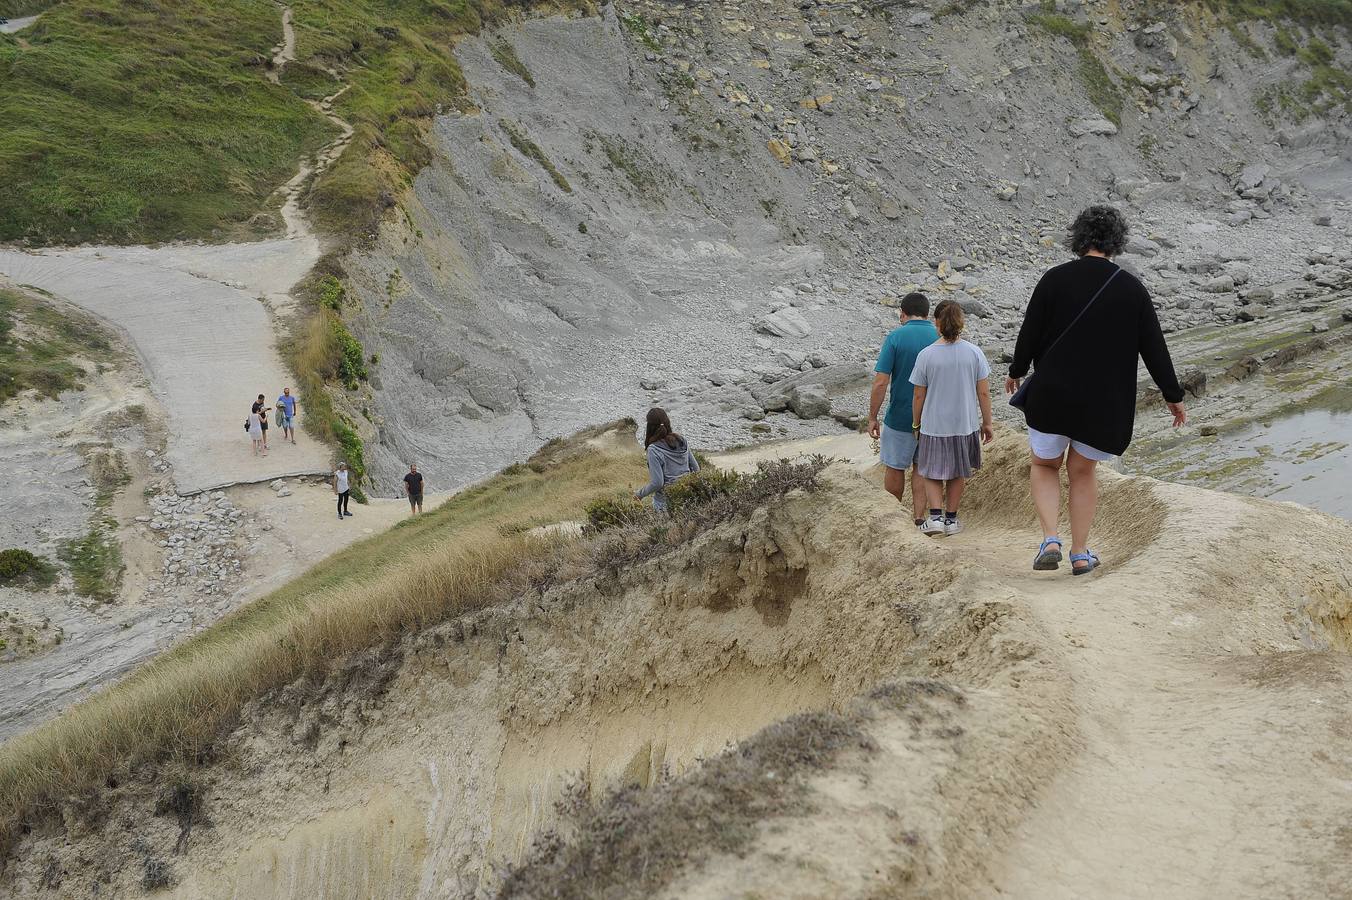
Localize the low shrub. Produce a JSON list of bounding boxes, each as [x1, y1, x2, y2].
[[663, 467, 741, 512], [332, 319, 367, 390], [589, 457, 831, 569], [0, 548, 57, 590], [585, 495, 650, 531]]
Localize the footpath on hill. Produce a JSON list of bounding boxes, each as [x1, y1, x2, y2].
[[0, 5, 352, 496], [706, 435, 1352, 899]]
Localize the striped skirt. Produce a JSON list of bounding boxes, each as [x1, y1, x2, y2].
[[916, 431, 982, 481]]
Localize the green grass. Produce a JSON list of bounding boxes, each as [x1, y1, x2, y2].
[[1026, 12, 1092, 44], [1, 0, 589, 245], [617, 10, 661, 52], [1078, 48, 1125, 126], [1204, 0, 1352, 25], [0, 288, 114, 402], [0, 0, 334, 244], [0, 427, 647, 854], [500, 118, 572, 191], [57, 520, 123, 603], [1025, 12, 1125, 126], [491, 38, 535, 86], [0, 0, 57, 17]]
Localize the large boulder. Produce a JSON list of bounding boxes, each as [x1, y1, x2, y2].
[[1067, 117, 1119, 137], [1236, 162, 1270, 191], [752, 363, 869, 414], [788, 384, 832, 419], [756, 307, 812, 339]]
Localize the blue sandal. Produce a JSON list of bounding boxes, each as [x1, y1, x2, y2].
[[1033, 537, 1063, 571], [1070, 550, 1100, 576]]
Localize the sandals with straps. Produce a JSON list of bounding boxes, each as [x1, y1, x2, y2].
[[1033, 537, 1063, 571], [1070, 550, 1100, 576]]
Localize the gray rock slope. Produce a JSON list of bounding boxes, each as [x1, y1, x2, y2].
[[335, 0, 1352, 493]]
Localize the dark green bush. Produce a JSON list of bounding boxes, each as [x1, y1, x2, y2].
[[0, 548, 57, 589], [585, 495, 650, 531], [332, 320, 367, 390], [318, 276, 346, 311], [664, 468, 741, 513]]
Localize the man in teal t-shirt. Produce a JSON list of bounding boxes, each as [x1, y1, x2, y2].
[[868, 292, 938, 525]]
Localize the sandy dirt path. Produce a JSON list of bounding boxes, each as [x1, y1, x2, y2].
[[0, 253, 330, 493], [981, 489, 1352, 898], [0, 481, 445, 742], [0, 7, 356, 495], [714, 433, 1352, 898]]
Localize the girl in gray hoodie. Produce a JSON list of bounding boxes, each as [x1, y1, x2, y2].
[[634, 408, 700, 512]]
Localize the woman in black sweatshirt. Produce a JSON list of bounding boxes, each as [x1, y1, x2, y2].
[[1006, 206, 1187, 575]]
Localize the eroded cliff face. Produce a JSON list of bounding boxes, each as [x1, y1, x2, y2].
[[7, 435, 1352, 899], [331, 0, 1350, 495]]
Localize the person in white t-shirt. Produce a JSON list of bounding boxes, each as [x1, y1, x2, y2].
[[333, 462, 352, 520], [909, 302, 995, 537]]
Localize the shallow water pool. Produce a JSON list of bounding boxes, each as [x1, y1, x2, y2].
[[1131, 389, 1352, 520]]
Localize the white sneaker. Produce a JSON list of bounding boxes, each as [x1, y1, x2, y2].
[[944, 518, 963, 536], [921, 516, 946, 536]]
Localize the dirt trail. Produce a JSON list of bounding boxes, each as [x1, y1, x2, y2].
[[710, 434, 1352, 898], [0, 4, 352, 495]]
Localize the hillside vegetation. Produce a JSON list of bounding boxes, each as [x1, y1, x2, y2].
[[0, 287, 113, 402], [0, 424, 646, 854], [0, 0, 586, 246]]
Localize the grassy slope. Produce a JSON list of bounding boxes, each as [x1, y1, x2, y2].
[[0, 429, 646, 852], [0, 287, 114, 402], [0, 0, 587, 246], [0, 1, 334, 244]]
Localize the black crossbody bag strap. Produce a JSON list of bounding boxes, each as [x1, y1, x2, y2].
[[1040, 266, 1121, 361]]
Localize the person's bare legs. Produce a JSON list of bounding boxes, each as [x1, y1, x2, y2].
[[944, 477, 966, 514], [910, 468, 927, 522], [924, 476, 946, 510], [884, 465, 906, 505], [1030, 452, 1064, 549], [1066, 447, 1100, 569]]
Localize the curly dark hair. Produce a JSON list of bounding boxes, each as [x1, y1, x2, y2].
[[1066, 205, 1129, 257]]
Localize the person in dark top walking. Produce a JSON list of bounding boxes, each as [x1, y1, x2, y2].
[[1006, 205, 1187, 575], [403, 463, 424, 516], [634, 408, 700, 513]]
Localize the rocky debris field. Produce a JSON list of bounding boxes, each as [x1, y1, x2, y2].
[[332, 0, 1352, 492], [137, 491, 245, 600]]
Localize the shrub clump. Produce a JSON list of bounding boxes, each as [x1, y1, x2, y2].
[[588, 457, 831, 568], [499, 710, 870, 899], [332, 320, 368, 391], [0, 549, 57, 590]]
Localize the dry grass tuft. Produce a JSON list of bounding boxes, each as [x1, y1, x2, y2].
[[0, 428, 647, 855], [498, 710, 870, 900]]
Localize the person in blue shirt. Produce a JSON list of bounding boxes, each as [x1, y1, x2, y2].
[[868, 292, 939, 526], [276, 387, 298, 445]]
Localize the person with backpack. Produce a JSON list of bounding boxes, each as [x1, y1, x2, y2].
[[633, 408, 700, 513], [1007, 205, 1186, 575]]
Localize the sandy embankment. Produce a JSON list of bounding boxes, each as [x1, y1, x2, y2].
[[3, 435, 1349, 899]]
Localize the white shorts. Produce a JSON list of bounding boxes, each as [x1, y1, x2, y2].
[[1028, 428, 1114, 462]]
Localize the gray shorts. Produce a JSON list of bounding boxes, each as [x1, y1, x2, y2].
[[880, 423, 918, 470]]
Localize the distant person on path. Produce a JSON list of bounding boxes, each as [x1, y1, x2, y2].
[[910, 303, 994, 537], [634, 408, 700, 513], [247, 408, 264, 456], [1007, 205, 1186, 575], [403, 464, 424, 516], [277, 387, 298, 444], [868, 292, 939, 527], [258, 404, 270, 451], [334, 462, 352, 520]]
